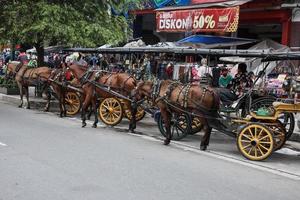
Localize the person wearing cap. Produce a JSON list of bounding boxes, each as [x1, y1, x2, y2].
[[218, 63, 253, 106], [219, 67, 232, 88]]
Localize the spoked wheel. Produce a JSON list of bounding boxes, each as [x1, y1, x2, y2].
[[65, 91, 81, 115], [266, 121, 287, 151], [158, 113, 191, 141], [98, 98, 123, 126], [190, 117, 202, 135], [251, 96, 295, 140], [121, 100, 146, 122], [237, 123, 274, 161]]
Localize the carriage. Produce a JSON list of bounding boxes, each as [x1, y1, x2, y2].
[[60, 47, 149, 128], [128, 47, 300, 161]]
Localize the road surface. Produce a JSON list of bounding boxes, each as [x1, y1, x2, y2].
[[0, 101, 299, 200]]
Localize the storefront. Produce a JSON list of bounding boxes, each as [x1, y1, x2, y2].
[[132, 0, 299, 47]]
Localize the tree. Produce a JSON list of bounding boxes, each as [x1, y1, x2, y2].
[[0, 0, 142, 66]]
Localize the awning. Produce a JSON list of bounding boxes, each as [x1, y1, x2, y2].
[[155, 0, 252, 11], [176, 34, 256, 48]]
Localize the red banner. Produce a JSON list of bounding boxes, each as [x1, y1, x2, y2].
[[156, 6, 239, 32]]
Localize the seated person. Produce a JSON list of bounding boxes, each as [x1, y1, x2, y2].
[[219, 67, 232, 88], [218, 63, 253, 106]]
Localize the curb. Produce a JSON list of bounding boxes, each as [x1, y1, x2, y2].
[[0, 93, 60, 111]]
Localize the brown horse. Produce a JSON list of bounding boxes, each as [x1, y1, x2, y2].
[[66, 62, 138, 132], [48, 68, 68, 117], [6, 62, 52, 110], [133, 80, 220, 150]]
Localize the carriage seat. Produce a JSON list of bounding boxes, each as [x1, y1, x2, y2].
[[272, 102, 290, 108]]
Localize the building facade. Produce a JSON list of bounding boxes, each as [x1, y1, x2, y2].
[[132, 0, 300, 48]]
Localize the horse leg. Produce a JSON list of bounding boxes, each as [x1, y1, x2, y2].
[[87, 104, 93, 120], [91, 97, 98, 128], [43, 84, 51, 112], [81, 92, 92, 128], [17, 82, 23, 108], [128, 101, 137, 133], [200, 119, 212, 151], [160, 108, 172, 145], [24, 86, 30, 109], [62, 90, 67, 117]]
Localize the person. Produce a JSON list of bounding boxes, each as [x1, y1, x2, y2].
[[17, 49, 29, 65], [219, 67, 233, 88], [196, 58, 212, 78], [218, 63, 253, 106]]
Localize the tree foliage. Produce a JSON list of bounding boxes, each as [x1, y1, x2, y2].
[[0, 0, 142, 64]]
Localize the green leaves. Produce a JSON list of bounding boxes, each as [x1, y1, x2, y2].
[[0, 0, 142, 48]]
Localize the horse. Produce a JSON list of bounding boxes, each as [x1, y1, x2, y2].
[[48, 67, 68, 117], [6, 62, 52, 110], [65, 62, 138, 132], [133, 80, 220, 150]]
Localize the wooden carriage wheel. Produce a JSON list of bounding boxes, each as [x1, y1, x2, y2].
[[124, 106, 146, 121], [237, 123, 274, 161], [98, 98, 123, 126], [120, 99, 146, 122], [266, 121, 287, 151], [158, 113, 191, 141], [65, 91, 81, 115], [190, 117, 202, 135]]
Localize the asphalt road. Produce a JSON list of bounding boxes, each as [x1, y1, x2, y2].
[[0, 101, 300, 200]]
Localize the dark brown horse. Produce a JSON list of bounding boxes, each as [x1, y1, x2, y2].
[[48, 68, 68, 117], [133, 80, 220, 150], [66, 62, 138, 132], [6, 62, 52, 110]]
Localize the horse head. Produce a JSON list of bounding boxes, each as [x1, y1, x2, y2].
[[5, 62, 17, 80], [132, 80, 154, 101]]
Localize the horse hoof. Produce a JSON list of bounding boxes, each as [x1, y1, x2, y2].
[[26, 107, 30, 109], [92, 124, 97, 128], [163, 139, 171, 145], [200, 145, 207, 151], [18, 105, 22, 108], [82, 122, 87, 128], [128, 129, 135, 133]]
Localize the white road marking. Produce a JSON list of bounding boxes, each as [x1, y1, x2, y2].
[[0, 142, 7, 147]]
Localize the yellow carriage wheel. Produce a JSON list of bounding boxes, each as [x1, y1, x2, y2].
[[190, 117, 203, 135], [124, 106, 146, 121], [267, 121, 287, 151], [120, 99, 146, 122], [65, 92, 81, 115], [98, 98, 123, 126], [237, 123, 274, 161]]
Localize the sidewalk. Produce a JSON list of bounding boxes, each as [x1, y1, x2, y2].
[[0, 93, 59, 112], [1, 92, 300, 142]]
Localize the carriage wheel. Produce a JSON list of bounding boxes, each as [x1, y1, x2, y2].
[[266, 121, 287, 151], [237, 123, 274, 161], [190, 117, 202, 135], [98, 98, 123, 126], [65, 92, 81, 115], [124, 106, 146, 122], [158, 113, 191, 141], [251, 96, 295, 140]]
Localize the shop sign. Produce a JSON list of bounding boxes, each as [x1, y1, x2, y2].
[[156, 6, 239, 32]]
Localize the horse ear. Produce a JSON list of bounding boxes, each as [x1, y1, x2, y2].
[[136, 80, 145, 89]]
